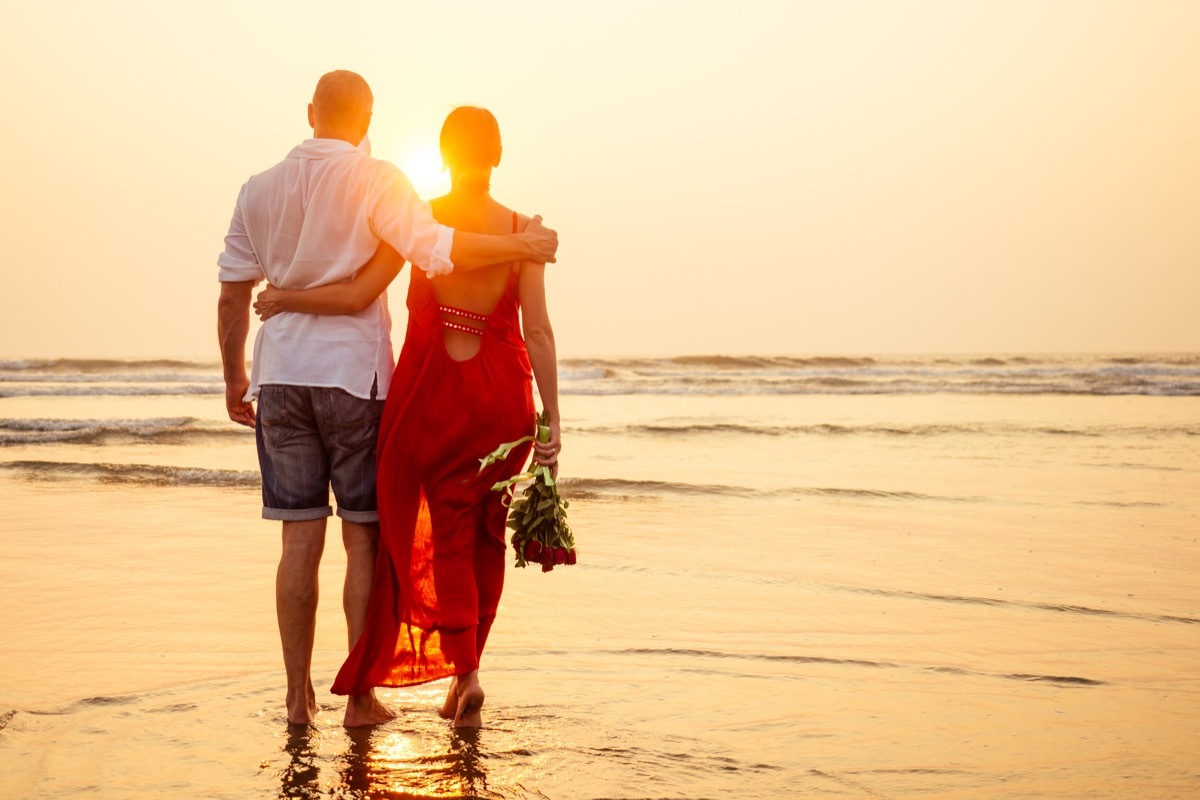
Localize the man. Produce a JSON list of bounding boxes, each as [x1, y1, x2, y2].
[[216, 70, 558, 727]]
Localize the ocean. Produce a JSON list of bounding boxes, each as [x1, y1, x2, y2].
[[1, 354, 1197, 799]]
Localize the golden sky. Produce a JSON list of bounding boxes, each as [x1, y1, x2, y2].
[[1, 0, 1197, 358]]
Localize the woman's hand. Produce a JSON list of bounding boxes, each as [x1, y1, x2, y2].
[[532, 418, 561, 480], [253, 285, 286, 321]]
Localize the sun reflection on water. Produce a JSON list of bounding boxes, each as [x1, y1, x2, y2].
[[279, 713, 493, 800], [345, 725, 490, 799]]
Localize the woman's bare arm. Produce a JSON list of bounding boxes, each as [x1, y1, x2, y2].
[[253, 244, 406, 320], [518, 260, 560, 474]]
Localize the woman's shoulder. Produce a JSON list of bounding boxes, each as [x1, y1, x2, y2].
[[491, 199, 529, 233], [429, 195, 525, 235], [428, 194, 452, 220]]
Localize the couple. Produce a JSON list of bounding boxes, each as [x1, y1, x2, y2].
[[216, 70, 561, 729]]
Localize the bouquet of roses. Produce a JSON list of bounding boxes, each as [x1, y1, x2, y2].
[[478, 410, 575, 571]]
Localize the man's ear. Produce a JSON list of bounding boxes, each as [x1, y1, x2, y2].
[[493, 145, 502, 168], [307, 103, 315, 129]]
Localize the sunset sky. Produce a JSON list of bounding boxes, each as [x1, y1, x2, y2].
[[1, 0, 1196, 359]]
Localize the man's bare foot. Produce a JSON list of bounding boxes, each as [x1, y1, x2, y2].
[[438, 676, 458, 720], [453, 674, 485, 729], [344, 690, 396, 728], [286, 682, 319, 725]]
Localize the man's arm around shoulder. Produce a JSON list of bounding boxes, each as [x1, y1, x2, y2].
[[449, 215, 558, 269]]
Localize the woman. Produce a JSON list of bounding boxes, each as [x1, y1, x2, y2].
[[254, 107, 560, 728]]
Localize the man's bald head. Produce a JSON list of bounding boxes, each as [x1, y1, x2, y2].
[[309, 70, 373, 144]]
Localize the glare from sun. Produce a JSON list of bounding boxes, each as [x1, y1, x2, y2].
[[400, 146, 450, 199]]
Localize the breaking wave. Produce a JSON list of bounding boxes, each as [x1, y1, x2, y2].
[[0, 460, 260, 488], [0, 418, 249, 445], [2, 354, 1197, 396]]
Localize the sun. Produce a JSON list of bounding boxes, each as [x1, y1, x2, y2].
[[399, 146, 449, 200]]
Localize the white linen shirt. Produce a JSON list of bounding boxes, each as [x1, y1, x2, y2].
[[217, 137, 455, 401]]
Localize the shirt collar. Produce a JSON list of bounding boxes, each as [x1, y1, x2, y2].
[[288, 136, 371, 159]]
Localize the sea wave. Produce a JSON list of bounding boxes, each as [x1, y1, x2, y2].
[[561, 376, 1200, 397], [2, 354, 1197, 396], [666, 355, 880, 369], [0, 418, 250, 446], [0, 460, 259, 487], [616, 647, 1106, 687], [559, 477, 982, 503], [602, 421, 988, 437], [0, 372, 222, 384], [7, 416, 1193, 448], [0, 460, 977, 502], [557, 355, 1200, 396], [574, 421, 1198, 438], [834, 584, 1200, 626], [0, 358, 219, 373], [0, 385, 221, 398]]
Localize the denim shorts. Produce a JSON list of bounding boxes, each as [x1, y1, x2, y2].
[[255, 383, 384, 523]]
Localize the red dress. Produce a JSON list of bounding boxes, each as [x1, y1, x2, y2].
[[332, 225, 534, 694]]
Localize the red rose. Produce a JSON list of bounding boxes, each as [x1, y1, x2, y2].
[[566, 548, 577, 565], [541, 561, 554, 572], [524, 540, 542, 561], [553, 547, 567, 565]]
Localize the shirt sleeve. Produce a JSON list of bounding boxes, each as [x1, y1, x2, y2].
[[216, 184, 265, 283], [367, 162, 456, 278]]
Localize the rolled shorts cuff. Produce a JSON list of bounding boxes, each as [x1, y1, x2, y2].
[[336, 507, 380, 524], [263, 504, 333, 522]]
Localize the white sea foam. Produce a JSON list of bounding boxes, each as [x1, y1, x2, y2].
[[0, 418, 248, 446], [0, 355, 1197, 396], [0, 460, 259, 487], [0, 385, 222, 398]]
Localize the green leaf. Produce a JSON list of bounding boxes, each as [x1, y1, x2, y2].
[[477, 434, 535, 474]]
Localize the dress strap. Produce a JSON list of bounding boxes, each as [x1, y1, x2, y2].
[[438, 306, 487, 323], [441, 318, 484, 336], [510, 212, 521, 277], [439, 305, 486, 336]]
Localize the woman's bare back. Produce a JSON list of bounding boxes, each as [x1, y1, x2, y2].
[[429, 195, 526, 361]]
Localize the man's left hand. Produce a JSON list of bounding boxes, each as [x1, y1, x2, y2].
[[524, 215, 559, 264], [226, 377, 256, 428]]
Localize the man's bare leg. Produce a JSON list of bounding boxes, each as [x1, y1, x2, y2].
[[342, 519, 395, 727], [277, 519, 327, 725]]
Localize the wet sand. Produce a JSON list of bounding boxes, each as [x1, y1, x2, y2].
[[1, 388, 1197, 798]]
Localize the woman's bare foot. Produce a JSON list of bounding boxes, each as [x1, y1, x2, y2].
[[438, 676, 459, 720], [286, 681, 319, 725], [344, 689, 396, 728], [453, 673, 485, 729]]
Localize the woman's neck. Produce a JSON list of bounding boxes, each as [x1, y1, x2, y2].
[[448, 168, 493, 199]]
